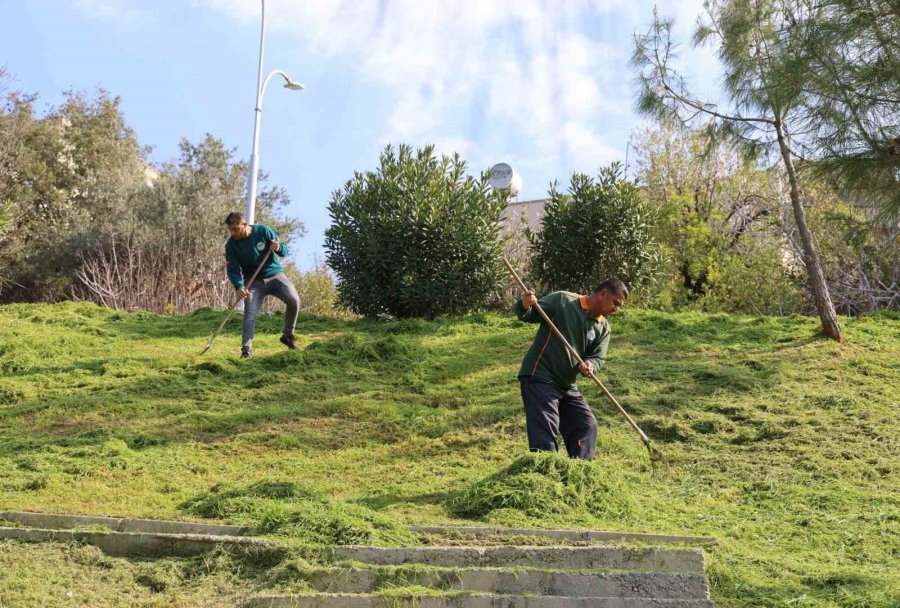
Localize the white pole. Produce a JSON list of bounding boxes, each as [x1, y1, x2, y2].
[[245, 0, 267, 225]]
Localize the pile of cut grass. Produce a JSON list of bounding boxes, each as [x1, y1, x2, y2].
[[0, 540, 296, 606], [448, 452, 633, 523], [180, 480, 417, 546]]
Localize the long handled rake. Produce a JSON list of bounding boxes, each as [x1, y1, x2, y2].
[[199, 249, 272, 356], [503, 258, 663, 463]]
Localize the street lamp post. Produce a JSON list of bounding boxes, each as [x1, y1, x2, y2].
[[244, 0, 303, 225]]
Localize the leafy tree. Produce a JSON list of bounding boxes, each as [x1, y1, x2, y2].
[[633, 1, 845, 340], [0, 89, 147, 301], [788, 0, 900, 311], [324, 144, 507, 319], [0, 70, 20, 293], [794, 182, 900, 314], [75, 135, 302, 313], [282, 260, 354, 319], [0, 83, 303, 311], [528, 163, 661, 297], [632, 121, 807, 313], [0, 67, 16, 201]]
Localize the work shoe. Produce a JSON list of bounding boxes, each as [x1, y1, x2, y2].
[[279, 334, 298, 350], [240, 347, 253, 358]]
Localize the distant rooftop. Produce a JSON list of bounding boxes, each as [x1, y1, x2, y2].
[[507, 197, 550, 206]]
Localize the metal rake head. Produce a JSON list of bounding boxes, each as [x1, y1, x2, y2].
[[198, 335, 216, 356], [645, 440, 667, 471]]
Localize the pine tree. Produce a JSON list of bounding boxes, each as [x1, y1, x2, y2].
[[792, 0, 900, 221], [632, 0, 844, 341]]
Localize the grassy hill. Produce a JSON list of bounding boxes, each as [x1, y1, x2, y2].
[[1, 302, 898, 607]]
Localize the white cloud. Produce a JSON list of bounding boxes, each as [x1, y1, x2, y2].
[[431, 137, 478, 163], [199, 0, 718, 193], [73, 0, 149, 23], [562, 121, 622, 169]]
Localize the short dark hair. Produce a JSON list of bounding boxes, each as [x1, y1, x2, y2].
[[593, 278, 629, 299], [224, 211, 245, 226]]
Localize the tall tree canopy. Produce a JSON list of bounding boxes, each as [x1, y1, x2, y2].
[[793, 0, 900, 220], [633, 0, 848, 340]]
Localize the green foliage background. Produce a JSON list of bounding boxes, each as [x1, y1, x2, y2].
[[0, 89, 302, 311], [325, 144, 507, 319], [529, 163, 661, 298]]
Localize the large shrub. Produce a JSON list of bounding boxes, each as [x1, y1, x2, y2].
[[529, 163, 661, 297], [324, 144, 507, 319]]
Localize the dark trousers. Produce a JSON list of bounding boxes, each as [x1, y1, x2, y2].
[[241, 273, 300, 349], [519, 376, 598, 460]]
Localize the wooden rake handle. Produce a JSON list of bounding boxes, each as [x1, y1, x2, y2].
[[502, 258, 652, 447], [200, 248, 273, 355]]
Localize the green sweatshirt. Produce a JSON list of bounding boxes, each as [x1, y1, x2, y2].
[[514, 291, 610, 390], [225, 224, 288, 289]]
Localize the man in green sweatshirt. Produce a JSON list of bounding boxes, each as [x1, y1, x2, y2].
[[224, 211, 300, 358], [514, 279, 628, 460]]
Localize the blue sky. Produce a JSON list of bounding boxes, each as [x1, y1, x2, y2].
[[2, 0, 721, 271]]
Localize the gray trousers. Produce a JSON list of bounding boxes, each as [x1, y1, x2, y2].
[[241, 273, 300, 349], [519, 376, 598, 460]]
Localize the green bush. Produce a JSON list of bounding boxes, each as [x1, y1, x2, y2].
[[324, 144, 507, 319], [651, 195, 807, 314], [282, 261, 355, 319], [529, 163, 661, 296]]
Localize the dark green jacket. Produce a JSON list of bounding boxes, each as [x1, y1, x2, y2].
[[514, 291, 610, 390], [225, 224, 287, 289]]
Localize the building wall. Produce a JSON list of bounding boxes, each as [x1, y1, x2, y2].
[[501, 198, 548, 232]]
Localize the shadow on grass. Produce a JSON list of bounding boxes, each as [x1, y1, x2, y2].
[[103, 310, 353, 342], [103, 309, 492, 342], [0, 359, 794, 460], [709, 564, 892, 608], [354, 490, 455, 512], [615, 309, 827, 351]]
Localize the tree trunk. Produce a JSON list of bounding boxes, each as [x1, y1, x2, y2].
[[775, 119, 843, 341]]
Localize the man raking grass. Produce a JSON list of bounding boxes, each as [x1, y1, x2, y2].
[[200, 212, 301, 357], [223, 212, 301, 358], [199, 247, 271, 356], [505, 259, 662, 463]]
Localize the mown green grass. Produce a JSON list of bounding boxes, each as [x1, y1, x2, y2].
[[0, 301, 898, 607]]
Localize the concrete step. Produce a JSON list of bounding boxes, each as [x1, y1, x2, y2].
[[327, 546, 705, 574], [0, 510, 252, 536], [298, 567, 709, 599], [0, 512, 716, 548], [411, 526, 717, 547], [248, 593, 715, 608], [0, 526, 272, 558]]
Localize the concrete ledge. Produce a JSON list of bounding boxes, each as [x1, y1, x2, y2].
[[0, 526, 273, 557], [298, 568, 709, 599], [0, 510, 252, 537], [0, 513, 717, 547], [248, 594, 715, 608], [411, 526, 718, 546], [328, 546, 706, 574]]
